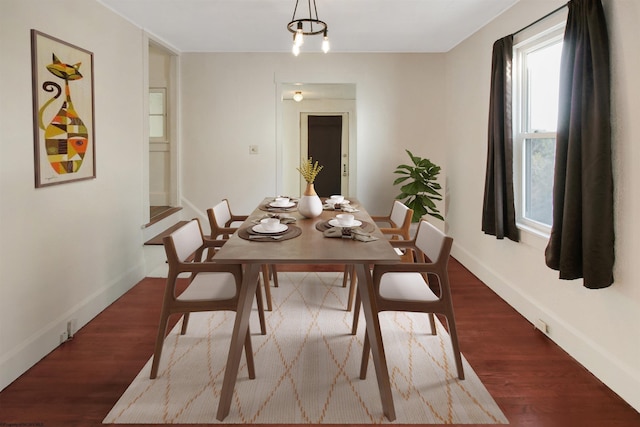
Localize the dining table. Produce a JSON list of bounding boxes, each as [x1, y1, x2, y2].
[[212, 197, 400, 421]]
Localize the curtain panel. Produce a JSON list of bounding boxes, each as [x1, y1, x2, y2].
[[482, 35, 519, 242], [544, 0, 614, 289]]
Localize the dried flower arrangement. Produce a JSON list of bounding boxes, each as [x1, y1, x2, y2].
[[297, 157, 323, 183]]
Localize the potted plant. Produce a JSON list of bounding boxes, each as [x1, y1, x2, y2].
[[393, 149, 443, 222]]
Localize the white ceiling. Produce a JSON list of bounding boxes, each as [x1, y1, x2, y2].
[[98, 0, 520, 53]]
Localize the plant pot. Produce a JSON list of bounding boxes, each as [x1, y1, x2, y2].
[[298, 183, 323, 218]]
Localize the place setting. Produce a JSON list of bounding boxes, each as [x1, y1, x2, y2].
[[323, 195, 359, 212], [316, 213, 379, 242], [259, 196, 298, 213], [239, 216, 301, 242]]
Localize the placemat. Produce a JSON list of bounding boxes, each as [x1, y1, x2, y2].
[[315, 219, 375, 233], [238, 225, 302, 242]]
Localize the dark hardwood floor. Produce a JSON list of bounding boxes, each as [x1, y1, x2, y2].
[[1, 260, 638, 426]]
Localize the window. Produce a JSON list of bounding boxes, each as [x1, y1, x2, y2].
[[513, 25, 564, 235], [149, 88, 167, 142]]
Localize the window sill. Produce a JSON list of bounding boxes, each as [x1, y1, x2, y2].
[[517, 223, 550, 250]]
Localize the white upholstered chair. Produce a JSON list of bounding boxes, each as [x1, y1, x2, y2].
[[207, 199, 278, 311], [359, 219, 464, 380], [347, 200, 414, 334], [149, 219, 262, 379]]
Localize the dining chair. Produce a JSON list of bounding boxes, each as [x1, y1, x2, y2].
[[149, 218, 262, 380], [207, 199, 278, 311], [345, 200, 414, 332], [358, 219, 465, 380]]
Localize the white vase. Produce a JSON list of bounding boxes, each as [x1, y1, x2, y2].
[[298, 183, 323, 219]]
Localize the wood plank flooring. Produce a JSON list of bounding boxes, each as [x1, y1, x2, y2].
[[1, 260, 638, 426]]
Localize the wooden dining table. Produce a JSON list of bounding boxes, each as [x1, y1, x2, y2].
[[212, 197, 400, 421]]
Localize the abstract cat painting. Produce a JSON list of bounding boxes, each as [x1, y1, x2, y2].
[[31, 30, 95, 187]]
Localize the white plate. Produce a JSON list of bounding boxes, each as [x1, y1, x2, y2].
[[252, 223, 288, 234], [269, 201, 296, 208], [328, 219, 362, 228]]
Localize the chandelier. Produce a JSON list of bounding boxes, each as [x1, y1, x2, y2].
[[287, 0, 330, 56]]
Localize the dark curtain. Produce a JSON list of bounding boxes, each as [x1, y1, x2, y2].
[[544, 0, 614, 289], [482, 35, 519, 242]]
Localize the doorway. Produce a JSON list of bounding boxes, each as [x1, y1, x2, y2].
[[300, 113, 349, 197], [276, 83, 356, 198], [147, 42, 178, 224]]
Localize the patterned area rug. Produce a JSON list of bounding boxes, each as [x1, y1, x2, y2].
[[104, 272, 507, 424]]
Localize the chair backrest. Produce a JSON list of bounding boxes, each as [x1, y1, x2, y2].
[[414, 220, 452, 265], [389, 201, 412, 240], [164, 219, 203, 263], [208, 199, 233, 239]]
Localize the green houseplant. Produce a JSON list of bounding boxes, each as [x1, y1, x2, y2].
[[393, 149, 443, 222]]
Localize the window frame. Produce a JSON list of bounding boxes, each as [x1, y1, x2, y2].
[[149, 87, 168, 143], [513, 23, 565, 237]]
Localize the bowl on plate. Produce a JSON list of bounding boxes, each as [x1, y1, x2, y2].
[[328, 195, 344, 204], [261, 217, 281, 232], [335, 213, 355, 227], [273, 197, 290, 207]]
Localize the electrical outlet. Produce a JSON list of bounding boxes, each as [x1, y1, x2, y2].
[[249, 145, 259, 154], [60, 331, 69, 344], [67, 319, 77, 338]]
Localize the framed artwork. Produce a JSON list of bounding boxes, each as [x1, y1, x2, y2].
[[31, 30, 96, 187]]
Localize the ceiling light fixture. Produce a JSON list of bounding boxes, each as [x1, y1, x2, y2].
[[293, 91, 304, 102], [287, 0, 329, 56]]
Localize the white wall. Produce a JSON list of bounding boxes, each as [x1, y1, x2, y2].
[[0, 0, 147, 390], [178, 53, 447, 222], [445, 0, 640, 411]]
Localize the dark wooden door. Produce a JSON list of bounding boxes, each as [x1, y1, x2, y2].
[[307, 115, 343, 197]]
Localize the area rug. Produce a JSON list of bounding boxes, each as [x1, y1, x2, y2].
[[104, 271, 507, 424]]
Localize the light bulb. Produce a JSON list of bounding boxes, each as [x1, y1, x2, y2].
[[322, 36, 330, 53], [295, 22, 304, 46], [293, 91, 303, 102], [292, 43, 300, 56]]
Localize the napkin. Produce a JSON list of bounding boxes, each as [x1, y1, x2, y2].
[[322, 203, 359, 213], [323, 227, 378, 242]]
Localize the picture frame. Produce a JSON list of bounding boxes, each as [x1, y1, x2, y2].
[[31, 30, 96, 187]]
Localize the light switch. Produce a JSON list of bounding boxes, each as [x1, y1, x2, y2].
[[249, 145, 259, 154]]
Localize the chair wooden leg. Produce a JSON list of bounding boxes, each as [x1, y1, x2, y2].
[[351, 290, 361, 335], [270, 264, 279, 287], [261, 265, 273, 311], [428, 313, 436, 335], [244, 327, 256, 379], [342, 264, 350, 288], [346, 266, 357, 312], [255, 280, 267, 335], [180, 312, 190, 335], [150, 311, 170, 379], [445, 315, 465, 380]]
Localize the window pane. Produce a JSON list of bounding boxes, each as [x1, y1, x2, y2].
[[149, 116, 165, 138], [526, 42, 562, 132], [149, 91, 165, 115], [525, 138, 555, 226]]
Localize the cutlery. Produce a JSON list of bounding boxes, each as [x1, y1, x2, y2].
[[249, 234, 284, 240]]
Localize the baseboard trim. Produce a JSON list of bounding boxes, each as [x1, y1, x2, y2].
[[0, 263, 145, 392], [451, 242, 640, 412]]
